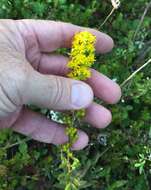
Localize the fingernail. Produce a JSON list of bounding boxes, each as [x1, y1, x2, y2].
[[71, 83, 93, 108]]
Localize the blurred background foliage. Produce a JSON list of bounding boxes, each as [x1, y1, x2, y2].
[[0, 0, 151, 189]]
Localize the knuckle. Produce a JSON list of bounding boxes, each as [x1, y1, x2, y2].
[[51, 77, 64, 107], [50, 76, 70, 109]]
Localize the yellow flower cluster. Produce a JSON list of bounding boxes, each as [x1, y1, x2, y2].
[[67, 31, 96, 80]]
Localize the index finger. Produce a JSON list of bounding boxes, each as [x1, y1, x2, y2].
[[17, 19, 114, 53]]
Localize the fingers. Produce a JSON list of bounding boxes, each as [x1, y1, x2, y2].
[[17, 20, 114, 53], [12, 108, 88, 150], [85, 102, 112, 128], [87, 69, 121, 104], [23, 69, 93, 110], [38, 54, 121, 104], [51, 103, 112, 129], [38, 54, 69, 75]]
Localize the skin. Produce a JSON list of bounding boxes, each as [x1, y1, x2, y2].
[[0, 19, 121, 150]]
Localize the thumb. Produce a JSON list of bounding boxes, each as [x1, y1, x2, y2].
[[23, 70, 93, 110]]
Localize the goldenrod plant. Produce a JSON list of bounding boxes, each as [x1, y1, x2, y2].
[[58, 31, 96, 190]]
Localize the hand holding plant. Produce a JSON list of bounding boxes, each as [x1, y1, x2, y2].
[[0, 20, 121, 148]]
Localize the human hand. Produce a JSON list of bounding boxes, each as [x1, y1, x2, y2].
[[0, 20, 121, 150]]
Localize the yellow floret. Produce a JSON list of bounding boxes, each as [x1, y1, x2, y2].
[[67, 31, 96, 80]]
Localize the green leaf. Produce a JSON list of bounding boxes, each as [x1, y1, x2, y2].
[[107, 180, 127, 190], [18, 142, 28, 155]]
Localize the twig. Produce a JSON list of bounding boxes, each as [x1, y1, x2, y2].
[[100, 8, 115, 27], [79, 147, 110, 178], [134, 40, 151, 64], [3, 137, 31, 150], [100, 0, 120, 27], [133, 1, 151, 40], [120, 58, 151, 87], [98, 146, 110, 158]]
